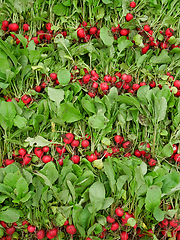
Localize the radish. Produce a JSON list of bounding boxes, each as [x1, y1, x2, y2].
[[107, 215, 115, 223], [115, 72, 121, 78], [87, 154, 97, 162], [81, 140, 89, 148], [125, 13, 133, 21], [22, 220, 29, 225], [121, 74, 128, 82], [71, 140, 80, 147], [88, 91, 96, 98], [132, 83, 140, 91], [121, 212, 133, 224], [116, 81, 122, 88], [174, 80, 180, 89], [92, 82, 98, 88], [112, 146, 119, 154], [0, 221, 7, 228], [77, 28, 85, 38], [130, 1, 136, 7], [2, 26, 7, 31], [165, 28, 174, 37], [23, 154, 32, 165], [31, 37, 39, 44], [19, 148, 26, 156], [86, 238, 92, 240], [148, 158, 156, 167], [64, 220, 69, 226], [13, 222, 17, 226], [134, 149, 141, 157], [104, 75, 112, 82], [104, 150, 113, 158], [42, 146, 50, 153], [41, 82, 47, 88], [36, 229, 45, 239], [144, 25, 150, 32], [46, 23, 51, 31], [63, 133, 74, 144], [82, 21, 87, 27], [9, 23, 19, 32], [21, 95, 31, 105], [120, 231, 129, 240], [35, 86, 41, 93], [142, 44, 150, 54], [124, 152, 131, 157], [111, 76, 117, 83], [111, 222, 119, 231], [169, 219, 178, 228], [100, 82, 109, 91], [42, 155, 52, 163], [58, 158, 64, 166], [66, 225, 77, 235], [111, 27, 117, 33], [114, 135, 124, 144], [37, 30, 45, 39], [90, 27, 97, 35], [23, 24, 29, 32], [122, 141, 131, 149], [99, 232, 105, 238], [84, 34, 90, 42], [6, 237, 12, 240], [83, 74, 91, 84], [173, 144, 178, 153], [34, 147, 44, 158], [27, 225, 36, 233], [2, 20, 9, 28], [123, 82, 130, 89], [46, 228, 58, 239], [149, 80, 156, 88], [6, 227, 15, 235], [56, 145, 66, 155], [160, 42, 168, 49], [120, 29, 129, 36], [71, 155, 80, 164], [4, 159, 15, 166]]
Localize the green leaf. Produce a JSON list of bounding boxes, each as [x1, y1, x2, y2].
[[0, 208, 20, 223], [14, 115, 27, 129], [145, 185, 161, 212], [40, 162, 58, 185], [155, 97, 167, 122], [47, 87, 64, 107], [150, 50, 171, 64], [127, 217, 136, 227], [153, 206, 164, 222], [102, 0, 112, 3], [0, 38, 18, 67], [15, 177, 28, 199], [3, 172, 21, 189], [81, 98, 96, 114], [133, 34, 143, 46], [89, 182, 105, 212], [11, 33, 27, 49], [88, 110, 109, 129], [0, 101, 16, 121], [103, 162, 116, 192], [118, 36, 133, 54], [53, 3, 67, 16], [58, 102, 83, 122], [102, 197, 114, 209], [161, 143, 173, 157], [67, 180, 76, 202], [137, 85, 150, 104], [117, 95, 141, 112], [100, 26, 114, 46], [57, 69, 71, 86]]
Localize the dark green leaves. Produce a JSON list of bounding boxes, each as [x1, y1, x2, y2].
[[58, 102, 83, 122]]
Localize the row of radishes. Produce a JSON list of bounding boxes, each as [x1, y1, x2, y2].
[[3, 132, 179, 167]]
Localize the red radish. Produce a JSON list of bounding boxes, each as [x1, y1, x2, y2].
[[174, 80, 180, 89], [149, 36, 154, 41], [84, 68, 89, 74], [88, 91, 96, 98], [100, 82, 109, 91], [121, 212, 134, 224], [87, 154, 97, 162], [130, 1, 136, 7], [22, 220, 29, 226], [19, 148, 26, 156], [6, 227, 15, 235], [173, 144, 178, 153], [77, 28, 85, 38], [116, 81, 122, 88], [125, 13, 133, 21], [174, 154, 180, 162], [84, 34, 90, 42], [161, 42, 168, 49], [112, 146, 119, 154], [114, 135, 124, 144], [64, 220, 69, 226], [81, 140, 89, 148], [90, 27, 97, 35], [42, 146, 49, 153], [111, 222, 119, 231], [63, 133, 74, 144], [66, 225, 77, 235], [27, 225, 36, 233], [92, 82, 98, 88], [169, 219, 179, 228], [37, 30, 44, 39], [86, 238, 92, 240], [99, 232, 105, 238], [115, 72, 121, 78], [165, 28, 174, 37], [123, 83, 131, 90], [36, 229, 45, 239], [56, 145, 66, 155], [13, 222, 17, 226], [120, 231, 129, 240], [55, 79, 59, 85], [140, 82, 146, 86], [23, 24, 29, 31], [0, 221, 7, 228], [71, 140, 80, 147], [41, 82, 47, 88], [34, 147, 44, 158], [132, 83, 140, 91], [5, 236, 12, 240], [122, 141, 131, 149], [104, 150, 113, 158], [58, 158, 64, 166], [142, 44, 150, 54], [31, 37, 39, 44], [111, 76, 117, 83], [169, 76, 174, 80], [4, 159, 15, 166], [71, 155, 80, 164], [144, 25, 150, 32], [149, 80, 156, 88], [2, 26, 7, 31], [9, 23, 19, 32], [35, 85, 41, 92], [42, 155, 52, 163], [120, 29, 129, 36], [124, 152, 131, 157], [46, 228, 58, 239], [104, 75, 112, 82], [161, 218, 169, 227], [23, 154, 32, 165], [111, 27, 117, 33], [83, 74, 91, 83], [82, 21, 87, 27], [2, 20, 9, 27], [50, 73, 57, 80], [46, 23, 51, 31], [121, 74, 128, 82], [21, 95, 32, 105], [115, 207, 124, 217], [107, 215, 115, 223], [148, 158, 156, 167]]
